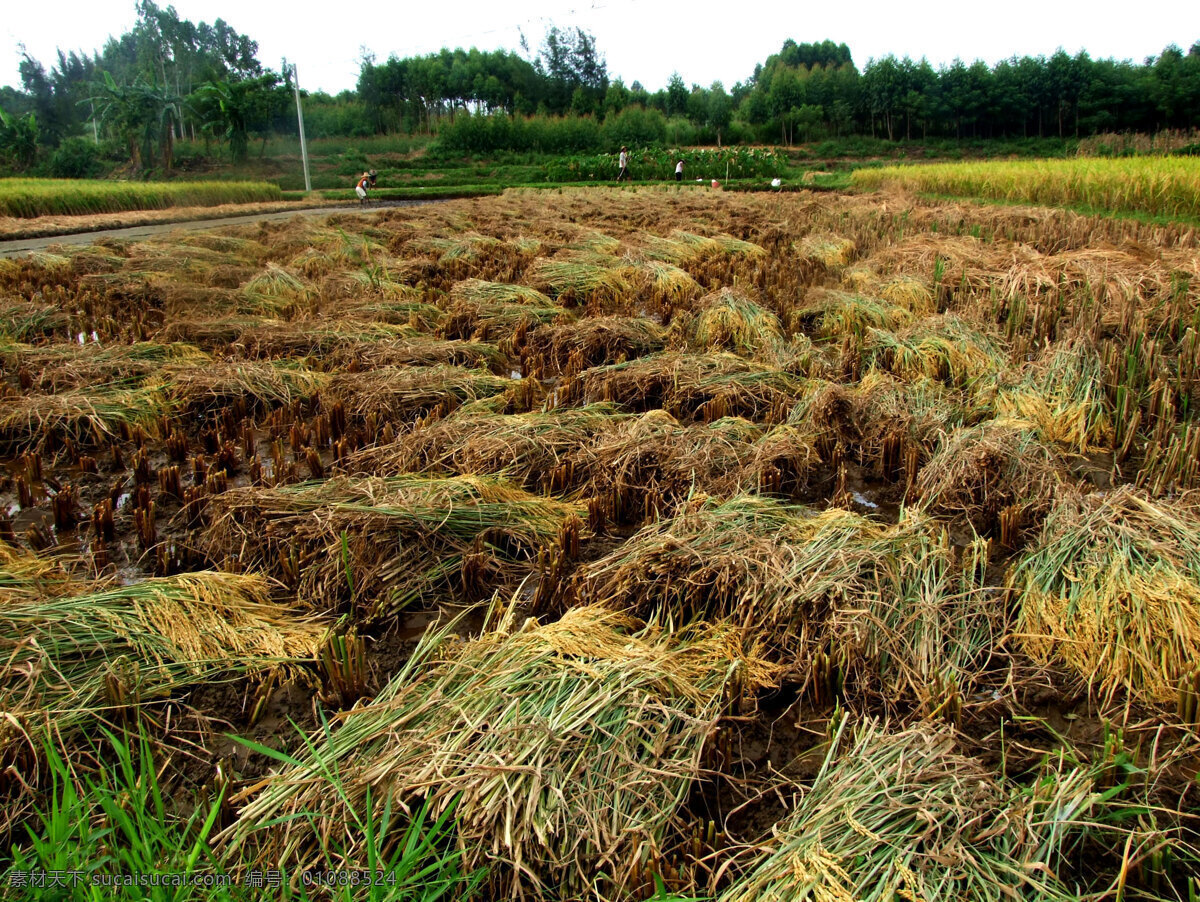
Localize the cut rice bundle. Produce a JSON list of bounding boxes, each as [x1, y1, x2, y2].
[[323, 365, 514, 424], [160, 359, 327, 414], [221, 607, 772, 895], [862, 315, 1009, 390], [577, 411, 764, 523], [912, 422, 1069, 534], [676, 287, 783, 357], [570, 352, 806, 424], [792, 288, 913, 340], [995, 340, 1114, 451], [523, 316, 666, 378], [1, 570, 325, 758], [1014, 487, 1200, 703], [203, 474, 584, 615], [719, 719, 1109, 902], [342, 402, 629, 491]]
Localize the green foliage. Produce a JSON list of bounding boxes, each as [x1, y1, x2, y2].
[[0, 104, 40, 170], [4, 728, 484, 901], [544, 146, 787, 182], [5, 730, 231, 900], [48, 137, 104, 178]]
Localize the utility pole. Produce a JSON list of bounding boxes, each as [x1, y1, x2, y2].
[[291, 63, 312, 193]]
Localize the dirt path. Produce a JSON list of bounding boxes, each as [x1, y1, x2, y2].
[[0, 199, 442, 258]]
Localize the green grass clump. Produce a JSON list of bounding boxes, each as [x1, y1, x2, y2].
[[0, 178, 283, 218]]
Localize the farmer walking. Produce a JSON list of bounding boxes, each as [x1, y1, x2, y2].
[[617, 147, 630, 182], [675, 159, 684, 182]]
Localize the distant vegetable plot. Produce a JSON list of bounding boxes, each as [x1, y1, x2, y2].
[[0, 178, 283, 218], [852, 157, 1200, 220]]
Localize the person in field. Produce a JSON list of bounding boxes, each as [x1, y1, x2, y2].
[[355, 170, 377, 205], [675, 159, 684, 182], [617, 147, 629, 182]]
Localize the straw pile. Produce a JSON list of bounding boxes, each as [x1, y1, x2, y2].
[[222, 607, 772, 895], [792, 289, 913, 340], [527, 256, 634, 308]]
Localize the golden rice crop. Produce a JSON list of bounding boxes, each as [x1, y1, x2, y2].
[[853, 157, 1200, 220], [0, 178, 283, 218]]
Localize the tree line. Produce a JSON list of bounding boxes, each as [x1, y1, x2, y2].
[[2, 5, 1198, 175]]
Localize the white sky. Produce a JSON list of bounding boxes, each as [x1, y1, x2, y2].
[[3, 0, 1199, 97]]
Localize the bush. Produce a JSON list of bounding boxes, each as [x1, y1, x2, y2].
[[48, 137, 105, 179], [600, 107, 667, 149]]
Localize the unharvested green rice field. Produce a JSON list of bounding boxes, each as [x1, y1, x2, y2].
[[1, 184, 1199, 900]]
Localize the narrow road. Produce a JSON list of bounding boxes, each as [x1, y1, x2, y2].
[[0, 199, 442, 258]]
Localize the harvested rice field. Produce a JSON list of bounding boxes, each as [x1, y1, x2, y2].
[[2, 184, 1200, 899]]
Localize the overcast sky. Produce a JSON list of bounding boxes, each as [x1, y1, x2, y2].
[[4, 0, 1199, 96]]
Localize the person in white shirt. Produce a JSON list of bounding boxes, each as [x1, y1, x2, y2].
[[675, 159, 684, 182], [617, 147, 630, 181]]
